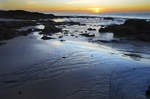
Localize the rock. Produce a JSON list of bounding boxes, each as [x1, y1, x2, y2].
[[75, 36, 78, 38], [41, 36, 55, 40], [55, 22, 80, 26], [33, 28, 43, 31], [63, 30, 69, 34], [87, 28, 96, 31], [59, 36, 63, 38], [0, 10, 55, 20], [99, 19, 150, 41], [80, 24, 86, 26], [60, 39, 65, 42], [0, 10, 62, 41], [98, 40, 111, 43], [124, 53, 142, 58], [80, 33, 95, 37], [146, 85, 150, 98], [71, 34, 74, 36], [0, 21, 37, 40], [0, 42, 6, 46], [103, 17, 114, 20], [39, 21, 62, 35], [62, 57, 67, 59], [41, 25, 62, 35]]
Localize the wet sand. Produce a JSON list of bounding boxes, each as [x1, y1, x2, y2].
[[0, 17, 150, 99]]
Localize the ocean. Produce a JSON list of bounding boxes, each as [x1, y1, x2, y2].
[[45, 11, 150, 19]]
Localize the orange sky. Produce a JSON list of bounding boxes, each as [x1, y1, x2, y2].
[[0, 0, 150, 13]]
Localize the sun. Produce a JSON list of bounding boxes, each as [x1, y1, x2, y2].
[[89, 8, 103, 13]]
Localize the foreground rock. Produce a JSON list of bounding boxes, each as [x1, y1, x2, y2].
[[99, 19, 150, 41], [0, 42, 6, 46], [146, 85, 150, 98], [0, 21, 38, 40], [0, 10, 63, 41], [0, 20, 62, 41]]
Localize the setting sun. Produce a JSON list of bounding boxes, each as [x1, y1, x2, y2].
[[89, 8, 103, 13], [0, 0, 150, 13]]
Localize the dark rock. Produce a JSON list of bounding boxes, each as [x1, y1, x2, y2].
[[98, 40, 110, 43], [41, 26, 62, 35], [0, 42, 6, 46], [146, 85, 150, 98], [87, 28, 96, 31], [0, 11, 62, 41], [39, 21, 62, 35], [80, 24, 86, 26], [62, 57, 67, 58], [55, 21, 80, 26], [103, 17, 114, 20], [33, 28, 43, 31], [100, 25, 105, 28], [99, 19, 150, 41], [60, 39, 65, 42], [71, 34, 74, 36], [41, 36, 55, 40], [63, 30, 69, 34], [124, 53, 142, 58], [59, 36, 63, 38], [0, 21, 37, 40], [75, 36, 78, 38], [80, 33, 95, 37], [0, 10, 55, 20]]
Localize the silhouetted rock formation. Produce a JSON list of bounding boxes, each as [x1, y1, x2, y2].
[[0, 10, 55, 20], [99, 19, 150, 41]]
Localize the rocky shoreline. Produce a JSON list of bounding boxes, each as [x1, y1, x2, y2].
[[0, 10, 81, 41], [99, 19, 150, 41], [0, 10, 150, 42]]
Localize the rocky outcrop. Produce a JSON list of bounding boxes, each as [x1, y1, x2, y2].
[[0, 10, 55, 20], [0, 21, 37, 40], [0, 20, 62, 40], [40, 21, 62, 35], [0, 10, 64, 41], [99, 19, 150, 41]]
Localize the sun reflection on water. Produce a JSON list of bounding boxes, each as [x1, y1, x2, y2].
[[51, 41, 62, 46]]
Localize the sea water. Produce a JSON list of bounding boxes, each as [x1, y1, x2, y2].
[[44, 11, 150, 19]]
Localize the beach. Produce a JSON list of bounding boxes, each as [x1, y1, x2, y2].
[[0, 10, 150, 99]]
